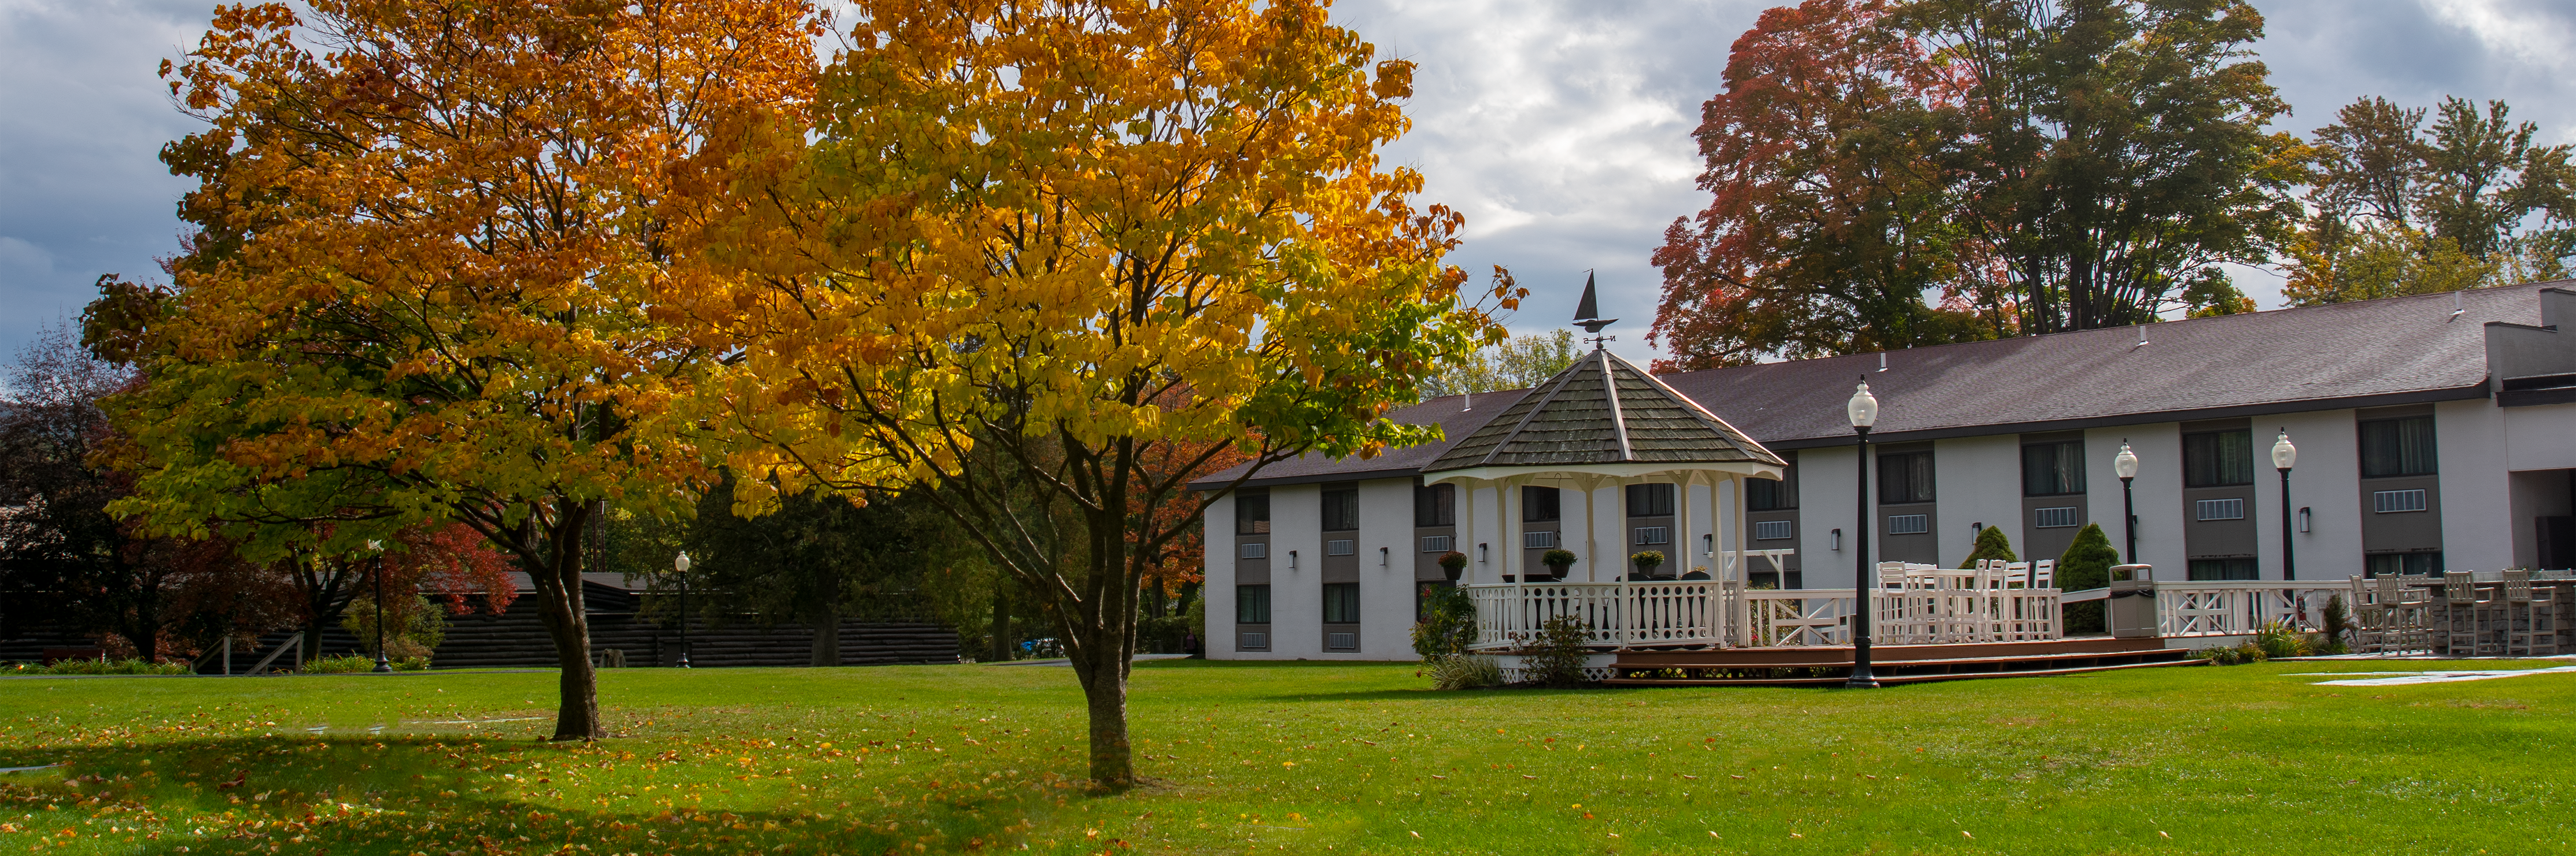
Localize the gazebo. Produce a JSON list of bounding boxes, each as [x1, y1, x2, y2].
[[1421, 340, 1790, 654]]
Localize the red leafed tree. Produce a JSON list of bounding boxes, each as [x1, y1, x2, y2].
[[1651, 0, 2007, 370], [1128, 418, 1247, 622]]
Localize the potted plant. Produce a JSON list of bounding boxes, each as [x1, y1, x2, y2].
[[1540, 549, 1577, 580], [1630, 550, 1666, 580], [1437, 551, 1468, 582]]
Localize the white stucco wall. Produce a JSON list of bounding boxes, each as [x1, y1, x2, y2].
[[1351, 478, 1416, 660], [1263, 484, 1322, 658], [2109, 425, 2187, 581], [1205, 491, 1238, 660], [2258, 411, 2363, 581], [1799, 445, 1861, 589], [2438, 399, 2516, 571], [1935, 434, 2023, 565], [2505, 402, 2576, 472]]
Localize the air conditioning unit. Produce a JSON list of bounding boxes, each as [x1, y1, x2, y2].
[[1240, 543, 1268, 559], [2033, 507, 2081, 529], [1326, 633, 1357, 650], [1239, 632, 1268, 650], [1887, 514, 1930, 535], [1419, 535, 1453, 553], [1326, 540, 1356, 556], [2373, 489, 2427, 514], [1633, 526, 1670, 545], [1523, 531, 1558, 549], [1753, 520, 1793, 541], [2197, 498, 2245, 521]]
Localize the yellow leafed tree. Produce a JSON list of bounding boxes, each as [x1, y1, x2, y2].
[[100, 0, 817, 740], [700, 0, 1513, 787]]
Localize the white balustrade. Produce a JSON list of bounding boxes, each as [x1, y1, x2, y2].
[[1466, 577, 2060, 650], [2140, 581, 2365, 639]]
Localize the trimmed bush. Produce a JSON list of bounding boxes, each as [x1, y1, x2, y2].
[[1960, 526, 2018, 567], [2058, 523, 2119, 634], [8, 659, 190, 676], [300, 655, 378, 674]]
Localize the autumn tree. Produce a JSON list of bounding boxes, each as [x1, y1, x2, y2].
[[2289, 95, 2575, 303], [104, 1, 815, 739], [1654, 0, 1999, 369], [707, 0, 1507, 788], [1910, 0, 2301, 334]]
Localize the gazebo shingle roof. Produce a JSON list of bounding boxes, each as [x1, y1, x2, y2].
[[1423, 348, 1784, 473]]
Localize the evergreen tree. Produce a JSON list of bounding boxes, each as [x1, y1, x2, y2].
[[1959, 526, 2017, 568], [2057, 522, 2121, 634]]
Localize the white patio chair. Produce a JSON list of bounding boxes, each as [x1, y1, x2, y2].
[[2031, 560, 2055, 590]]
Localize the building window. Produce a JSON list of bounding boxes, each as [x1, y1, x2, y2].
[[1522, 486, 1560, 522], [1887, 514, 1930, 535], [2182, 429, 2254, 488], [1235, 585, 1271, 624], [1236, 492, 1271, 535], [2197, 498, 2245, 521], [2021, 441, 2087, 496], [2367, 552, 2442, 576], [1415, 483, 1455, 526], [1626, 483, 1675, 516], [2373, 489, 2429, 514], [1239, 543, 1268, 559], [1878, 452, 1935, 504], [1419, 535, 1453, 553], [1322, 582, 1360, 623], [1325, 540, 1356, 556], [2359, 416, 2438, 477], [1633, 526, 1670, 545], [1322, 485, 1359, 532], [2187, 558, 2258, 581], [1748, 457, 1798, 511], [2033, 507, 2082, 529], [1523, 530, 1558, 549], [1754, 520, 1793, 541]]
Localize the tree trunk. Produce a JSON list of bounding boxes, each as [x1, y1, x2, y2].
[[526, 499, 603, 741], [988, 588, 1013, 662], [811, 608, 842, 667], [1067, 640, 1134, 789]]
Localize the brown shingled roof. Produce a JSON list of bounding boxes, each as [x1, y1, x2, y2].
[[1189, 281, 2557, 490], [1422, 348, 1782, 471]]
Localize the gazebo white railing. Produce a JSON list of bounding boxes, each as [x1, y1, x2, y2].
[[1466, 575, 2065, 650]]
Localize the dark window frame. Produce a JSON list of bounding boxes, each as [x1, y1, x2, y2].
[[1625, 483, 1675, 517], [1748, 457, 1798, 511], [1877, 451, 1936, 505], [1414, 483, 1456, 527], [1321, 485, 1360, 532], [2359, 416, 2438, 478], [1322, 582, 1361, 623], [2182, 429, 2255, 488], [1235, 492, 1271, 536], [2020, 440, 2087, 497], [1235, 584, 1271, 624], [1522, 486, 1561, 522]]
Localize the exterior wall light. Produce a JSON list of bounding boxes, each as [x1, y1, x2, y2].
[[1830, 528, 1843, 551], [1287, 549, 1298, 570], [1379, 546, 1390, 567]]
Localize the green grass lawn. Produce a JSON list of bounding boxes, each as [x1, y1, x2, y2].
[[2, 658, 2571, 855]]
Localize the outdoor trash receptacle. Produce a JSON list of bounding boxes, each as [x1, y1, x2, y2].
[[2108, 564, 2157, 639]]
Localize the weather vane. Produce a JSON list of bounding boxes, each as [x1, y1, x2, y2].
[[1573, 270, 1618, 349]]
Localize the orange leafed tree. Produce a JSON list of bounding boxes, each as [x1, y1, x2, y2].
[[702, 0, 1511, 787], [102, 0, 816, 739]]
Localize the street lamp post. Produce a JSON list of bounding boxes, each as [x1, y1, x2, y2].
[[2272, 430, 2298, 581], [368, 540, 392, 673], [2114, 442, 2140, 564], [674, 552, 693, 669], [1845, 380, 1880, 689]]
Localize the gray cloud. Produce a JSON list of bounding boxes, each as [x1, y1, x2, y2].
[[0, 0, 2567, 368]]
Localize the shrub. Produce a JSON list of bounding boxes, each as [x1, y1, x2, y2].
[[1410, 586, 1478, 660], [1430, 655, 1504, 690], [2057, 523, 2119, 633], [2320, 595, 2353, 653], [2191, 643, 2269, 666], [300, 655, 378, 674], [1520, 615, 1593, 688], [2253, 619, 2312, 659], [1960, 526, 2017, 567], [394, 656, 432, 671]]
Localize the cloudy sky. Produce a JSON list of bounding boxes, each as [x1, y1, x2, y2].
[[3, 1, 2571, 368]]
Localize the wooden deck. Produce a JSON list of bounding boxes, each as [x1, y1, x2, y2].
[[1601, 636, 2198, 686]]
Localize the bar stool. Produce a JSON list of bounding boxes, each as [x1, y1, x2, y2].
[[2442, 571, 2500, 656], [2373, 572, 2423, 654], [2503, 570, 2559, 656], [2348, 575, 2386, 653]]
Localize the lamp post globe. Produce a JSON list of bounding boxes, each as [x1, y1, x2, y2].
[[368, 540, 392, 673], [1845, 379, 1880, 689], [2113, 443, 2140, 564], [674, 551, 693, 669], [2272, 431, 2297, 580]]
